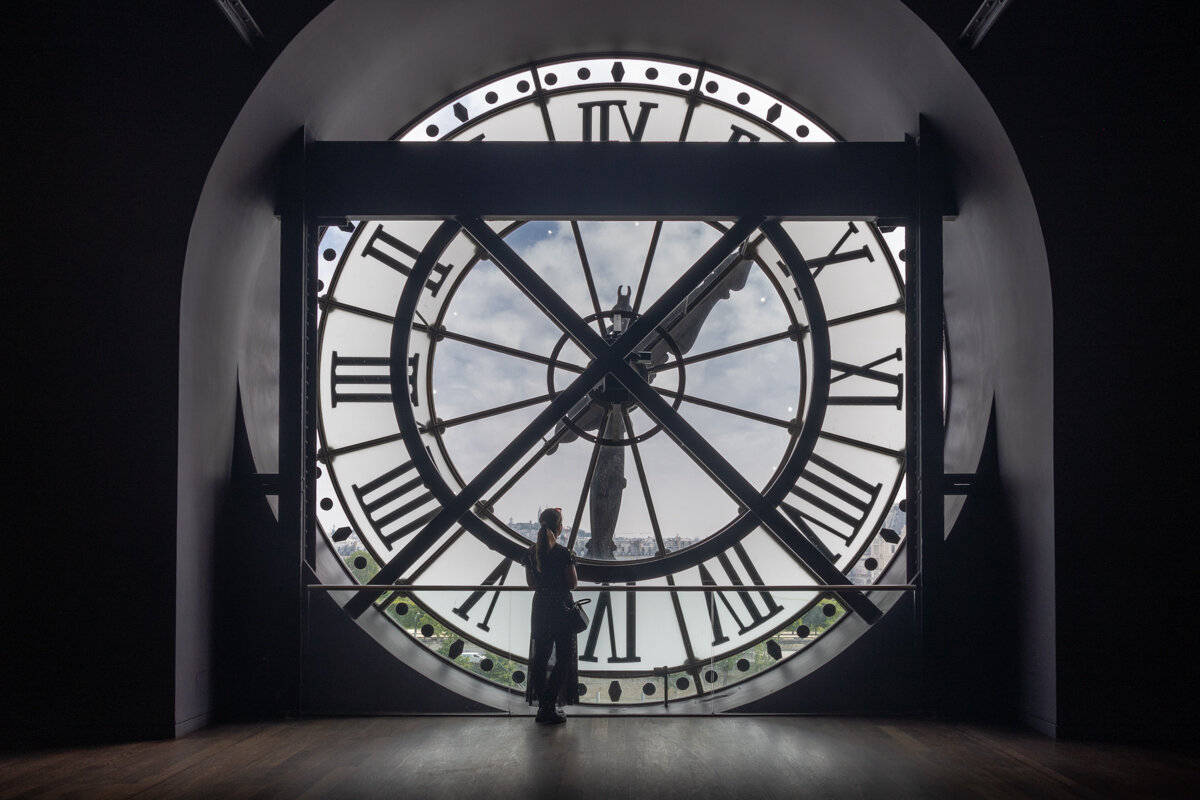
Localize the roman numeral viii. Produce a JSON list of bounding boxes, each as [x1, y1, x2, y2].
[[351, 461, 440, 546], [782, 454, 882, 555]]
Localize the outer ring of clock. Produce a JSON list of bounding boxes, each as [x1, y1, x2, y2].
[[392, 53, 837, 146]]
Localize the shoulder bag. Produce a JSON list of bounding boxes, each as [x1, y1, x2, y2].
[[566, 598, 592, 634]]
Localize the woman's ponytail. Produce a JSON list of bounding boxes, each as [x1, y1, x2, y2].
[[533, 507, 563, 573]]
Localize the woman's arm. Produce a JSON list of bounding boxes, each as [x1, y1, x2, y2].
[[565, 562, 578, 591]]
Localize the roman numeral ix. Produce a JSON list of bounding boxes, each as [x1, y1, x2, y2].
[[829, 348, 903, 408]]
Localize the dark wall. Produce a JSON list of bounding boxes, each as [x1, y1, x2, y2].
[[948, 3, 1195, 742], [212, 396, 297, 722], [3, 2, 319, 745], [900, 0, 1194, 742]]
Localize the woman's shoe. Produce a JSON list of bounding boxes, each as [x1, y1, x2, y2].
[[535, 706, 566, 724]]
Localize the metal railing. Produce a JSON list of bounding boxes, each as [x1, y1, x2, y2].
[[308, 583, 916, 592]]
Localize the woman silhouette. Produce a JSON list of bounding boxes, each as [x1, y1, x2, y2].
[[523, 507, 579, 724]]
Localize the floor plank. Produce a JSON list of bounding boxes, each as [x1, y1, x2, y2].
[[1, 717, 1195, 800]]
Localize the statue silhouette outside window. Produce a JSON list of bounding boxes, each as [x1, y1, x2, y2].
[[549, 239, 755, 559]]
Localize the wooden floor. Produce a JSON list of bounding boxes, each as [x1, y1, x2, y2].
[[2, 716, 1196, 799]]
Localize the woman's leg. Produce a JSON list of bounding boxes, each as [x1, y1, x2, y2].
[[528, 637, 552, 703], [543, 628, 574, 708], [531, 636, 565, 723]]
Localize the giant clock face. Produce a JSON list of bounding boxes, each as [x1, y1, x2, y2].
[[314, 56, 907, 706]]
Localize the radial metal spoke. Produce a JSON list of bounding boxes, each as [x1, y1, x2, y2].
[[665, 572, 703, 687], [827, 300, 905, 328], [531, 68, 557, 141], [648, 328, 801, 374], [570, 220, 606, 336], [414, 321, 586, 374], [632, 220, 663, 314], [317, 296, 396, 324], [320, 431, 406, 461], [621, 407, 667, 556], [567, 408, 611, 553], [421, 392, 558, 434], [677, 66, 705, 141], [653, 387, 798, 430], [484, 400, 596, 509], [819, 430, 904, 460], [459, 216, 609, 358]]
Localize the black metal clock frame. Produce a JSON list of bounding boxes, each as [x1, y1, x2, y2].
[[279, 119, 947, 711]]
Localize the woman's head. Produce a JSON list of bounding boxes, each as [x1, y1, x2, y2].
[[538, 507, 563, 535], [532, 507, 563, 572]]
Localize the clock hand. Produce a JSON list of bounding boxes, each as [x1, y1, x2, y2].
[[550, 243, 755, 558], [544, 285, 635, 455], [643, 237, 755, 367], [587, 412, 626, 560], [585, 288, 634, 559], [599, 220, 882, 624]]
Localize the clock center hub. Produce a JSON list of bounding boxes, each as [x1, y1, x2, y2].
[[592, 348, 653, 406], [546, 310, 686, 448]]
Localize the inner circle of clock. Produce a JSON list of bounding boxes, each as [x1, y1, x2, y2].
[[421, 219, 812, 564], [544, 309, 687, 447]]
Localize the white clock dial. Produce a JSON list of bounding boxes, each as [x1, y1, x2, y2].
[[315, 55, 907, 705]]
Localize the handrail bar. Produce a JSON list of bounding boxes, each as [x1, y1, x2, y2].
[[308, 584, 916, 592]]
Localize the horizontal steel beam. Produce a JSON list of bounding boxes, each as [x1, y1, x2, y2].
[[306, 141, 919, 220]]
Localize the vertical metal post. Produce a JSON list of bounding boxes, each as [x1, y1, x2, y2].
[[906, 116, 946, 714], [279, 127, 317, 715]]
